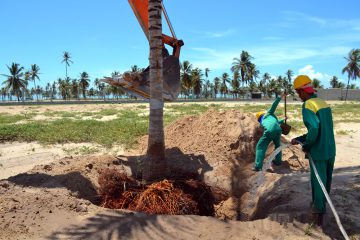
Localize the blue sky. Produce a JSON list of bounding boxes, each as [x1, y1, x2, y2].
[[1, 0, 359, 88]]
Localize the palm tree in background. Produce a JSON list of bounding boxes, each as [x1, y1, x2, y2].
[[79, 72, 90, 99], [111, 71, 121, 77], [220, 73, 230, 98], [131, 65, 142, 74], [259, 73, 270, 97], [191, 68, 203, 98], [286, 70, 293, 84], [24, 71, 31, 99], [205, 68, 210, 81], [30, 64, 40, 101], [58, 78, 67, 100], [51, 82, 57, 100], [62, 51, 73, 79], [312, 78, 323, 88], [95, 78, 106, 100], [71, 79, 79, 99], [330, 76, 339, 88], [231, 50, 254, 86], [1, 63, 27, 101], [342, 48, 360, 101], [213, 77, 220, 99], [180, 60, 193, 98], [1, 88, 7, 101], [285, 69, 294, 94], [247, 63, 260, 84], [231, 70, 240, 98]]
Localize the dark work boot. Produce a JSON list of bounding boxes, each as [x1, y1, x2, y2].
[[252, 166, 261, 172], [312, 213, 324, 227]]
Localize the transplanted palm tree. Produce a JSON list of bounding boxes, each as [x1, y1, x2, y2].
[[1, 63, 27, 101], [79, 72, 90, 99], [62, 51, 73, 79], [342, 48, 360, 101], [231, 50, 254, 86], [144, 0, 166, 181], [30, 64, 40, 101]]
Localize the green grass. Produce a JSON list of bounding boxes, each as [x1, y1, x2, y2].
[[0, 115, 148, 148], [1, 102, 360, 149], [166, 104, 210, 115], [96, 108, 120, 116], [62, 146, 100, 155], [0, 113, 34, 124], [336, 130, 355, 135], [80, 112, 96, 117], [286, 120, 305, 132]]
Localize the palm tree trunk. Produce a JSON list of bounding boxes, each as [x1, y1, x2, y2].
[[143, 0, 166, 182], [34, 81, 39, 101], [345, 77, 350, 102]]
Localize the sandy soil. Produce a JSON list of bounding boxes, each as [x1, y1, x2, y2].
[[0, 142, 124, 179], [0, 107, 359, 240]]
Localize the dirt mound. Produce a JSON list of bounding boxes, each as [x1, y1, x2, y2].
[[136, 109, 308, 220], [138, 109, 307, 190]]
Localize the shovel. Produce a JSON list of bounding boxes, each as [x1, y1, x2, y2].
[[280, 93, 291, 135]]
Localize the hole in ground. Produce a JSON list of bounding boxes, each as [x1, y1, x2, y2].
[[95, 167, 254, 219]]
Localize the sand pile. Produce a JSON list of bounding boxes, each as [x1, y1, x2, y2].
[[136, 109, 308, 220], [139, 109, 307, 191]]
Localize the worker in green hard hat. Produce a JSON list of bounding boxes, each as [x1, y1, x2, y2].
[[254, 93, 286, 171]]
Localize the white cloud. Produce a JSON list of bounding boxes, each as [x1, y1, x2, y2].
[[193, 29, 236, 38], [282, 11, 360, 31], [189, 47, 234, 70], [187, 44, 351, 72], [282, 11, 327, 26]]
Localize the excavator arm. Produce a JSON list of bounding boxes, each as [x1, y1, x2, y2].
[[128, 0, 184, 57], [102, 0, 183, 101]]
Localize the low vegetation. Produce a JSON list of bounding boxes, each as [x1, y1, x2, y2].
[[0, 102, 359, 148]]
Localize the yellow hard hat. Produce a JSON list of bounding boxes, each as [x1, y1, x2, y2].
[[293, 75, 312, 90], [256, 111, 265, 120]]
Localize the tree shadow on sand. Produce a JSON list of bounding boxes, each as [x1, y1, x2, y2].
[[47, 210, 198, 240], [115, 147, 213, 181], [7, 171, 100, 204]]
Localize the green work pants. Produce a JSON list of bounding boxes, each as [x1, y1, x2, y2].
[[255, 130, 282, 169], [310, 157, 335, 213]]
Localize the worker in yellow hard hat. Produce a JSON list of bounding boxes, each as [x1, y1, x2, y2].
[[291, 75, 336, 226], [254, 94, 286, 171]]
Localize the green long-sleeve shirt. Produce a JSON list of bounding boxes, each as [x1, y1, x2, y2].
[[261, 97, 283, 135], [296, 94, 336, 161]]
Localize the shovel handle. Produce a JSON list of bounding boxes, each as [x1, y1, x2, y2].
[[284, 91, 287, 123]]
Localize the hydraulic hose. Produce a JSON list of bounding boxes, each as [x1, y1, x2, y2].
[[269, 143, 350, 240]]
